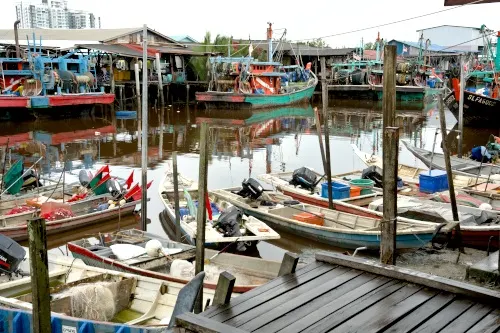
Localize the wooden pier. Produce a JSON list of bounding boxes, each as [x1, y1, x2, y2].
[[173, 252, 500, 333]]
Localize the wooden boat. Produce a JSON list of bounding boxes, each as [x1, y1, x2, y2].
[[0, 194, 140, 241], [0, 249, 217, 332], [195, 24, 317, 110], [157, 171, 280, 251], [351, 143, 484, 187], [0, 183, 68, 215], [402, 140, 500, 179], [67, 229, 281, 293], [444, 88, 500, 127], [211, 188, 439, 250]]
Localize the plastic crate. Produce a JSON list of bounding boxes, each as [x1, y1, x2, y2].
[[349, 179, 375, 195], [419, 170, 448, 193], [350, 186, 361, 197], [321, 181, 350, 199], [293, 212, 324, 226]]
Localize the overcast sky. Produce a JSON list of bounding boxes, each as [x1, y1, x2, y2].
[[1, 0, 499, 48]]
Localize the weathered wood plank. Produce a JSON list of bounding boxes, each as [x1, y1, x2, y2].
[[217, 266, 345, 326], [316, 252, 500, 304], [464, 309, 500, 333], [411, 299, 475, 333], [213, 271, 235, 307], [203, 265, 336, 318], [238, 269, 363, 331], [329, 286, 434, 333], [202, 261, 326, 318], [175, 313, 248, 333], [438, 303, 495, 333], [278, 278, 399, 333], [278, 252, 299, 276], [383, 293, 456, 332], [252, 273, 379, 333]]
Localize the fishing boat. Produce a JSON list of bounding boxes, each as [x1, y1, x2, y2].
[[67, 229, 282, 293], [0, 33, 113, 117], [157, 170, 280, 252], [443, 27, 499, 127], [195, 24, 317, 110], [402, 140, 500, 179], [0, 194, 140, 241], [352, 143, 487, 187], [210, 186, 439, 250], [0, 240, 216, 331]]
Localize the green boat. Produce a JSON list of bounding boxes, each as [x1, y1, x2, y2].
[[195, 24, 318, 110]]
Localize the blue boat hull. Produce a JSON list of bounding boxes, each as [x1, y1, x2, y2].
[[243, 209, 433, 250], [0, 307, 165, 333]]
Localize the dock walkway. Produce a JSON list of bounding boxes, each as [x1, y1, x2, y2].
[[174, 252, 500, 333]]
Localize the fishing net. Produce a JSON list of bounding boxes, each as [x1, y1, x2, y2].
[[6, 205, 35, 215], [53, 282, 117, 321]]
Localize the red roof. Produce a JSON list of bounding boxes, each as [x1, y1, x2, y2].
[[122, 44, 159, 58]]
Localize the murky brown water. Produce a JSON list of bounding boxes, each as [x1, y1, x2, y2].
[[3, 99, 496, 262]]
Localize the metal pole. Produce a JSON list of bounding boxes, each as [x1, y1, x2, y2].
[[172, 152, 181, 242], [141, 24, 148, 231], [429, 128, 439, 174], [135, 63, 142, 150], [458, 54, 465, 158]]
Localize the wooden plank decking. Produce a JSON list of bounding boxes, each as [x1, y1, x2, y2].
[[174, 252, 500, 333]]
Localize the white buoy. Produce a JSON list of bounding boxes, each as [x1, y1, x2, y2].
[[145, 239, 163, 257]]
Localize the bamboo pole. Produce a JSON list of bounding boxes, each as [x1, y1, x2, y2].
[[135, 63, 142, 150], [381, 45, 399, 265]]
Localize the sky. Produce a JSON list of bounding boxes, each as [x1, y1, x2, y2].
[[1, 0, 499, 48]]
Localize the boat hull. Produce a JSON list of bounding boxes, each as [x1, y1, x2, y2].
[[444, 90, 500, 127], [0, 94, 114, 109], [196, 84, 316, 110]]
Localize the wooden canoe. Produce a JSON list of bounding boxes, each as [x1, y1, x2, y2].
[[67, 229, 282, 293], [0, 250, 221, 332], [0, 195, 139, 241], [157, 169, 280, 249], [211, 188, 440, 250]]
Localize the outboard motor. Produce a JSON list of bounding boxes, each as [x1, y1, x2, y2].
[[0, 234, 26, 277], [361, 166, 402, 188], [106, 178, 123, 199], [21, 169, 42, 189], [79, 169, 91, 187], [289, 167, 319, 191], [236, 178, 264, 200], [214, 206, 247, 252]]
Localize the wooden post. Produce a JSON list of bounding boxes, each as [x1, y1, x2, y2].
[[458, 54, 465, 158], [135, 62, 142, 150], [321, 57, 333, 209], [438, 94, 464, 252], [194, 122, 209, 314], [172, 151, 181, 242], [212, 271, 235, 306], [278, 252, 299, 276], [28, 218, 51, 333], [381, 45, 399, 265], [313, 107, 328, 177]]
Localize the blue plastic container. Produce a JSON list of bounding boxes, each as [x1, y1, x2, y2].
[[321, 181, 350, 199], [427, 79, 436, 88], [419, 170, 449, 193], [179, 207, 190, 218]]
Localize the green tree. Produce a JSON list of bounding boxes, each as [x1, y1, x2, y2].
[[364, 42, 374, 50], [306, 38, 328, 48]]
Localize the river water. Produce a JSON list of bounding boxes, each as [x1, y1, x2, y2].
[[5, 100, 498, 262]]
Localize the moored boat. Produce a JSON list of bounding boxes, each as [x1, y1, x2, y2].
[[68, 229, 282, 293], [195, 24, 317, 110], [157, 170, 280, 252], [211, 187, 439, 250]]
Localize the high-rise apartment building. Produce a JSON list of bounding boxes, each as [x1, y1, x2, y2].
[[15, 0, 97, 29]]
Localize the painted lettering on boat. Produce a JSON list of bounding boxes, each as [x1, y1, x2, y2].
[[467, 94, 497, 107], [62, 326, 77, 333]]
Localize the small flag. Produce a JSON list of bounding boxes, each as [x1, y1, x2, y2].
[[125, 170, 134, 189], [402, 46, 408, 54], [205, 193, 213, 221]]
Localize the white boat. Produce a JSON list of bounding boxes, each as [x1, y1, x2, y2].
[[157, 169, 280, 252]]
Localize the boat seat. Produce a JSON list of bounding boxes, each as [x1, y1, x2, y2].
[[167, 271, 206, 330]]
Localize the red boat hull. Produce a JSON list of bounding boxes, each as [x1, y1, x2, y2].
[[0, 94, 114, 109]]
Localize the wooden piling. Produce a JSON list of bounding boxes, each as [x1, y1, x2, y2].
[[172, 151, 181, 242], [28, 218, 51, 333], [213, 271, 235, 306], [458, 54, 465, 158], [438, 94, 464, 252], [278, 252, 299, 276], [194, 122, 209, 314], [313, 107, 328, 176], [381, 45, 399, 265], [140, 24, 148, 232], [321, 57, 333, 209]]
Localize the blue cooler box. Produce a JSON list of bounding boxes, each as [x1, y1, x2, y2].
[[419, 170, 448, 193]]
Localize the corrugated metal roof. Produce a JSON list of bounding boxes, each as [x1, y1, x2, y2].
[[388, 39, 462, 53], [77, 44, 155, 58], [0, 27, 182, 46]]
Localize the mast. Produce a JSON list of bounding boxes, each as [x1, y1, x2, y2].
[[267, 22, 273, 62], [375, 32, 381, 61], [496, 31, 500, 71]]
